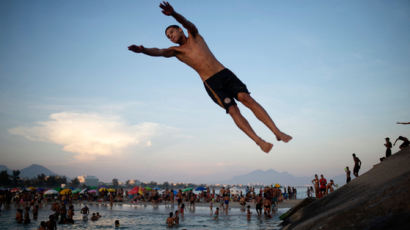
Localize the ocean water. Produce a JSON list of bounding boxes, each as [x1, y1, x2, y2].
[[0, 203, 288, 229]]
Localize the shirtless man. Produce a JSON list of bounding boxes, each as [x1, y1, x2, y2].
[[128, 1, 292, 153], [352, 153, 361, 177]]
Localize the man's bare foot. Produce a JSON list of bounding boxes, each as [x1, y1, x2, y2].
[[257, 139, 273, 153], [276, 132, 292, 143]]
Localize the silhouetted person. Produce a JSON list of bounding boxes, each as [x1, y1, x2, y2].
[[394, 136, 409, 150], [385, 137, 392, 158], [128, 1, 292, 153], [352, 153, 361, 177], [345, 166, 351, 183]]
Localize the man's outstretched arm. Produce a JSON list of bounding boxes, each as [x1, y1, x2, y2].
[[160, 1, 198, 36], [128, 45, 176, 58]]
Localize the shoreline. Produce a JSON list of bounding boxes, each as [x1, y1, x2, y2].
[[71, 199, 303, 210]]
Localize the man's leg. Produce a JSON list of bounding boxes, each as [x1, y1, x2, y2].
[[237, 93, 292, 142], [228, 105, 273, 153]]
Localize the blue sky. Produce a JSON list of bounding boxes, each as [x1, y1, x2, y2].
[[1, 0, 409, 184]]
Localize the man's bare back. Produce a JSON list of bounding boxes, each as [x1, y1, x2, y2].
[[128, 1, 292, 153]]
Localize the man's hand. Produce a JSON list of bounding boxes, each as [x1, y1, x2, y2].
[[128, 45, 144, 53], [160, 1, 174, 16]]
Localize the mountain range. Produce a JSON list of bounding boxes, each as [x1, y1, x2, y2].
[[0, 164, 57, 178]]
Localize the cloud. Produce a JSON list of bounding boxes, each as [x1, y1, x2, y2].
[[9, 112, 170, 160]]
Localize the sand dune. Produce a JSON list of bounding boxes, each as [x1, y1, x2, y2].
[[281, 147, 410, 230]]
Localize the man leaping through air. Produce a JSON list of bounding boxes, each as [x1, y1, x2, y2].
[[128, 2, 292, 153]]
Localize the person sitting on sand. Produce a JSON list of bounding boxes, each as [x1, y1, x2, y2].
[[326, 180, 335, 194], [394, 136, 409, 150], [352, 153, 361, 177], [166, 212, 174, 227], [128, 1, 292, 153]]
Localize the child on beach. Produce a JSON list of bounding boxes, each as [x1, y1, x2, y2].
[[173, 210, 179, 225], [214, 207, 219, 220]]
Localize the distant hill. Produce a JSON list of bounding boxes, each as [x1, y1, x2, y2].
[[222, 169, 346, 186], [20, 164, 57, 178], [0, 165, 12, 174]]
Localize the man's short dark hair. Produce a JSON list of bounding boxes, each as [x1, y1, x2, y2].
[[165, 25, 180, 34]]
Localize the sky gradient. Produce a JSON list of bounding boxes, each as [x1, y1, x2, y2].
[[1, 0, 409, 184]]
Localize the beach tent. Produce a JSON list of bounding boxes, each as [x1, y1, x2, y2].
[[44, 190, 58, 195]]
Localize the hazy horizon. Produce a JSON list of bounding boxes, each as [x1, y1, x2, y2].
[[1, 1, 409, 184]]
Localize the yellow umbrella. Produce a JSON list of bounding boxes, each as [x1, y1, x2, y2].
[[99, 187, 107, 192], [60, 188, 71, 195], [274, 184, 281, 188], [108, 188, 116, 192], [28, 187, 36, 191]]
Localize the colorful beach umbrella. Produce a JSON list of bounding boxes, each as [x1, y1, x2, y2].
[[44, 190, 58, 195], [88, 189, 97, 194], [72, 188, 81, 194], [182, 187, 193, 192], [108, 188, 116, 192], [60, 188, 71, 195], [10, 188, 20, 193], [80, 188, 88, 194], [274, 184, 281, 188], [99, 187, 107, 192], [195, 186, 206, 191], [144, 187, 152, 191]]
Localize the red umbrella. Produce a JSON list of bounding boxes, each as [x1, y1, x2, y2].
[[10, 188, 20, 193], [128, 186, 141, 195]]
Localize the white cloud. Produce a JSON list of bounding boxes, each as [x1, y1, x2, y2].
[[9, 112, 170, 160]]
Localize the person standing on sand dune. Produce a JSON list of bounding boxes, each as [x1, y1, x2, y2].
[[345, 166, 351, 183], [128, 1, 292, 153], [352, 153, 361, 177]]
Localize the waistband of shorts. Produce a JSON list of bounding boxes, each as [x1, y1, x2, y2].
[[206, 68, 230, 82]]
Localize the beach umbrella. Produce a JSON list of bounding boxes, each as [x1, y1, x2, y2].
[[88, 189, 97, 194], [145, 186, 152, 191], [28, 186, 36, 191], [99, 187, 107, 192], [274, 184, 281, 188], [72, 188, 81, 194], [60, 188, 71, 195], [154, 187, 161, 190], [108, 188, 116, 192], [10, 188, 20, 193], [44, 190, 58, 195], [229, 187, 241, 195], [80, 188, 88, 194], [195, 186, 206, 191], [54, 187, 62, 192], [128, 186, 139, 195], [182, 187, 193, 192]]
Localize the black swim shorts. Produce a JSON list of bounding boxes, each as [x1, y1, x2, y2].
[[203, 68, 250, 113]]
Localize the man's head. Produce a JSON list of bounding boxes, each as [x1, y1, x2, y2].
[[352, 153, 356, 157], [165, 25, 185, 44]]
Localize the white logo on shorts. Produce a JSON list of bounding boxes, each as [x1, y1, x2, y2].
[[224, 97, 231, 104]]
